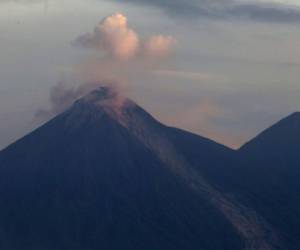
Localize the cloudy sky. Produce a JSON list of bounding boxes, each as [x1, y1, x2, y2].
[[0, 0, 300, 149]]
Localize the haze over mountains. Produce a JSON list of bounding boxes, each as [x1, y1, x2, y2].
[[0, 87, 299, 250]]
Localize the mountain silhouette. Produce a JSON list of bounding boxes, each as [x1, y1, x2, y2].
[[0, 87, 298, 250], [237, 112, 300, 250], [0, 87, 243, 250]]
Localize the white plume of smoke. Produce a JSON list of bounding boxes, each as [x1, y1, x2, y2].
[[35, 81, 119, 120], [37, 13, 177, 121], [74, 13, 176, 60], [143, 35, 177, 59], [75, 13, 140, 60]]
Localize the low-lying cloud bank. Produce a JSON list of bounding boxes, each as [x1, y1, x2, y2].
[[113, 0, 300, 23]]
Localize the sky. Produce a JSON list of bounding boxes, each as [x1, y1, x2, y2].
[[0, 0, 300, 149]]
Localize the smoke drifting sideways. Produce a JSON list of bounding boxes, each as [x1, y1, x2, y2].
[[36, 13, 177, 121]]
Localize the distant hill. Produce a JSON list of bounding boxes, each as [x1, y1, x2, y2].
[[237, 112, 300, 250]]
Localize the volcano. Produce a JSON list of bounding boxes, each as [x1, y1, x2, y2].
[[0, 87, 243, 250], [0, 87, 298, 250]]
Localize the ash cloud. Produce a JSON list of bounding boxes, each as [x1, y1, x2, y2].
[[74, 13, 176, 60], [35, 82, 109, 120], [37, 13, 177, 121], [74, 13, 140, 60], [143, 35, 177, 59]]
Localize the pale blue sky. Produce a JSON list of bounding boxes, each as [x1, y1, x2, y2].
[[0, 0, 300, 149]]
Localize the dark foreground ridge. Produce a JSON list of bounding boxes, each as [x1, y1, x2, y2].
[[0, 87, 299, 250]]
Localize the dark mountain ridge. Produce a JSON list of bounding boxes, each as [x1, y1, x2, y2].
[[0, 87, 299, 249], [236, 112, 300, 250]]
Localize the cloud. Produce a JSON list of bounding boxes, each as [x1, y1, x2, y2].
[[35, 81, 124, 121], [113, 0, 300, 23], [228, 2, 300, 22], [0, 0, 45, 4], [3, 0, 300, 22], [35, 81, 92, 120], [74, 13, 176, 60], [38, 13, 177, 120], [143, 35, 177, 58], [74, 13, 140, 60]]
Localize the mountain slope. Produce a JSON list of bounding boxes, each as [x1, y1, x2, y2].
[[118, 101, 282, 250], [240, 112, 300, 172], [0, 88, 244, 250], [237, 113, 300, 250], [1, 87, 297, 249]]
